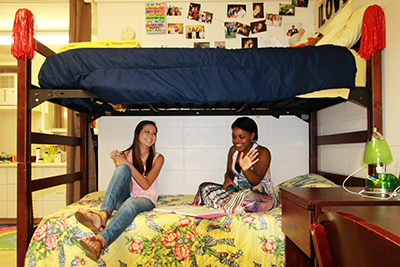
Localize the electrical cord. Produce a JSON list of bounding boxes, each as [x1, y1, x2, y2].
[[342, 164, 400, 200]]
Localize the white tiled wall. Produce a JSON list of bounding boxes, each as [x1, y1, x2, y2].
[[317, 101, 368, 177], [98, 115, 309, 195], [381, 0, 400, 177]]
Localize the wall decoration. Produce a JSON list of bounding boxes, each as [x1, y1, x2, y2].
[[145, 1, 166, 34], [266, 13, 282, 26], [168, 23, 183, 34], [235, 22, 250, 37], [251, 20, 267, 34], [253, 3, 264, 18], [279, 4, 295, 16], [194, 42, 210, 48], [284, 23, 303, 37], [186, 25, 205, 39], [225, 22, 237, 38], [227, 4, 247, 19], [242, 37, 257, 48], [198, 11, 213, 23], [293, 0, 309, 7], [215, 41, 226, 48], [167, 5, 182, 16], [187, 3, 201, 21]]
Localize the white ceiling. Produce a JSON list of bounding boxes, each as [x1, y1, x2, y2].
[[0, 0, 69, 71]]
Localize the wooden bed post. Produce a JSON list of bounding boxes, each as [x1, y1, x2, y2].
[[367, 49, 383, 175], [369, 49, 383, 133], [80, 113, 88, 197], [16, 56, 33, 267], [309, 111, 318, 173]]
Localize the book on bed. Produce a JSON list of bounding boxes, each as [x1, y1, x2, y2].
[[153, 205, 228, 218]]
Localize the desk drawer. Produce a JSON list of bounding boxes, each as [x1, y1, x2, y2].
[[282, 198, 314, 257]]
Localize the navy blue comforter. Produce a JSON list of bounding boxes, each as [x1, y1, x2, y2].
[[38, 45, 356, 110]]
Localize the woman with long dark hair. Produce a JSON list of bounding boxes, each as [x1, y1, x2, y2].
[[75, 120, 164, 261]]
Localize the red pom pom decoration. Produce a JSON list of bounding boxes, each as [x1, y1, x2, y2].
[[358, 5, 386, 60], [11, 8, 37, 60]]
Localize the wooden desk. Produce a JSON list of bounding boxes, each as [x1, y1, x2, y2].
[[281, 187, 400, 267], [321, 205, 400, 238]]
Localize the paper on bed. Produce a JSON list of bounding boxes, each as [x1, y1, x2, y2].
[[153, 205, 227, 218]]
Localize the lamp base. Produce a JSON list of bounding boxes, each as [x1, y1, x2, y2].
[[361, 173, 399, 198], [359, 188, 394, 198]]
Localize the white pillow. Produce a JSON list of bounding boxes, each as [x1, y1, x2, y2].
[[317, 0, 353, 46], [331, 5, 368, 48]]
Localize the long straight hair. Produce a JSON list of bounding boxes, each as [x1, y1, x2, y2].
[[124, 120, 157, 176]]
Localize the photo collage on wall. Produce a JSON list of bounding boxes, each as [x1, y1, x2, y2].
[[148, 1, 309, 48]]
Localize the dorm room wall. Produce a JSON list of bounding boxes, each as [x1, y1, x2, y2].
[[381, 0, 400, 178], [96, 1, 316, 194], [317, 0, 400, 182]]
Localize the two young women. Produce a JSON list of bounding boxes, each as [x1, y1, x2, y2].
[[75, 117, 277, 261]]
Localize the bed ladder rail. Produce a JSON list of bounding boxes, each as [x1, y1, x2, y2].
[[17, 54, 90, 267]]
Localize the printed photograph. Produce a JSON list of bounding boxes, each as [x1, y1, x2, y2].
[[279, 4, 295, 16], [167, 5, 182, 16], [187, 3, 201, 21], [198, 11, 213, 23], [242, 37, 258, 48], [194, 42, 210, 48], [215, 41, 226, 48], [266, 13, 282, 26], [235, 22, 251, 37], [253, 3, 264, 18], [251, 20, 267, 34], [186, 25, 205, 39], [292, 0, 309, 7], [285, 23, 302, 37], [225, 22, 237, 38], [168, 23, 183, 34], [227, 4, 247, 19]]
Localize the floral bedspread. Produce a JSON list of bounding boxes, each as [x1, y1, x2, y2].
[[25, 174, 338, 267]]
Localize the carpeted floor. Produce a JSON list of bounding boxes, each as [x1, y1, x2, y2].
[[0, 225, 16, 251]]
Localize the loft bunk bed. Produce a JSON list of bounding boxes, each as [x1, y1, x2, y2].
[[15, 4, 384, 267]]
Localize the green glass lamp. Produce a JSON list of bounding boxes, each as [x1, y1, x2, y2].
[[363, 127, 399, 197]]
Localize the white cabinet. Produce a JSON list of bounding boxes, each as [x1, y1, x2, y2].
[[0, 163, 67, 219]]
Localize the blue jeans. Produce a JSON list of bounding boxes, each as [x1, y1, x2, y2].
[[98, 164, 155, 248]]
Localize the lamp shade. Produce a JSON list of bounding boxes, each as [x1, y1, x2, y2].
[[363, 128, 393, 165]]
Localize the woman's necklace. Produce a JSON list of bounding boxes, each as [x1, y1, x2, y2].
[[141, 152, 149, 162]]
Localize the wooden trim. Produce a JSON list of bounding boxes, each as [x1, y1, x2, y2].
[[31, 172, 83, 192], [316, 131, 369, 145], [316, 171, 365, 186], [31, 132, 83, 146], [370, 49, 383, 133], [309, 111, 317, 173], [35, 39, 56, 57], [80, 114, 88, 198], [17, 57, 33, 267]]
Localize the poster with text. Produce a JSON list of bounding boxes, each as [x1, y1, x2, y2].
[[146, 1, 166, 34]]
